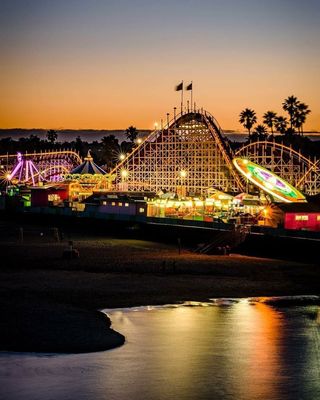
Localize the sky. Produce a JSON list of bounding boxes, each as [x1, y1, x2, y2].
[[0, 0, 319, 131]]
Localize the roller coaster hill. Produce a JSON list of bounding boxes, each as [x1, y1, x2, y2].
[[2, 107, 320, 232]]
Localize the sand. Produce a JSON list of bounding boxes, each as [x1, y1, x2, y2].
[[1, 224, 320, 353]]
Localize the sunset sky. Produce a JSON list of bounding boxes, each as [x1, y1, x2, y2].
[[1, 0, 319, 131]]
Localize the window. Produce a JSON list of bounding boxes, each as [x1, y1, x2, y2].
[[48, 194, 60, 201], [102, 201, 107, 205], [111, 202, 116, 206], [118, 202, 122, 207], [139, 208, 145, 213], [317, 215, 320, 221], [125, 203, 129, 207], [295, 215, 308, 221]]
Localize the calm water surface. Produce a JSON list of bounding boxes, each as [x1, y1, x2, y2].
[[1, 300, 320, 400]]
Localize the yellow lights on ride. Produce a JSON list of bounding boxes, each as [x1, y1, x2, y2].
[[136, 138, 142, 145], [180, 170, 187, 178], [121, 169, 128, 178], [151, 198, 221, 209], [119, 154, 126, 161]]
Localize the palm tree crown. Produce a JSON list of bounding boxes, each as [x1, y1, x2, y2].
[[262, 111, 277, 134], [274, 116, 288, 135], [251, 124, 268, 141], [293, 103, 311, 135], [282, 95, 299, 130], [239, 108, 257, 137]]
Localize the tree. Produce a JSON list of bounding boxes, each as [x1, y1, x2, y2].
[[282, 95, 299, 131], [75, 136, 84, 156], [293, 102, 311, 135], [125, 126, 138, 144], [262, 111, 277, 134], [274, 116, 288, 135], [47, 129, 58, 144], [239, 108, 257, 138], [101, 135, 120, 170], [252, 124, 268, 140]]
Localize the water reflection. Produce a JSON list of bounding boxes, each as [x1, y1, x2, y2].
[[0, 301, 319, 400]]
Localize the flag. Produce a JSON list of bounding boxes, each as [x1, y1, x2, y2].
[[175, 82, 183, 91], [186, 82, 192, 91]]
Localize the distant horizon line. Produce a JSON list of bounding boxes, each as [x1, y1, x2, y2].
[[0, 128, 319, 134]]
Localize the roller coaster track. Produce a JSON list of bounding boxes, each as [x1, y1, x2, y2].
[[0, 150, 81, 183], [111, 109, 244, 195]]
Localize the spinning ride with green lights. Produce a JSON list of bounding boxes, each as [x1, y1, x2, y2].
[[233, 158, 307, 203]]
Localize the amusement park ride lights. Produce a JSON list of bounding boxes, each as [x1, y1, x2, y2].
[[6, 152, 43, 185], [233, 158, 307, 203], [121, 169, 128, 178], [1, 150, 81, 184], [180, 170, 187, 178]]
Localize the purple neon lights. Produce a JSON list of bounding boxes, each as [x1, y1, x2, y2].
[[7, 152, 43, 184]]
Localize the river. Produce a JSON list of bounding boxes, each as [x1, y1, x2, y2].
[[0, 299, 320, 400]]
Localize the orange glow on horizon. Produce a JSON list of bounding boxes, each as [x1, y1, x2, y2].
[[1, 2, 319, 132], [1, 71, 319, 131]]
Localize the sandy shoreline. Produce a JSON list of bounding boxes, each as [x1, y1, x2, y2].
[[1, 230, 320, 353]]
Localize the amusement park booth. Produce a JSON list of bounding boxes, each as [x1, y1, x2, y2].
[[279, 203, 320, 232], [31, 184, 69, 207], [83, 191, 154, 216]]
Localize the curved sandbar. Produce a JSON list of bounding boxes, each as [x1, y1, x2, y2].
[[0, 300, 125, 353]]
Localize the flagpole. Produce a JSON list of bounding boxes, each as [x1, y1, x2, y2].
[[191, 81, 193, 112], [181, 80, 183, 115]]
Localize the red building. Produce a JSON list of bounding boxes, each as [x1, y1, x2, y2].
[[31, 184, 69, 207], [278, 203, 320, 231]]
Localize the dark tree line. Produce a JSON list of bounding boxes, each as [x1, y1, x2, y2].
[[0, 126, 141, 172]]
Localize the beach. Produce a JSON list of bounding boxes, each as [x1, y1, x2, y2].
[[1, 221, 320, 352]]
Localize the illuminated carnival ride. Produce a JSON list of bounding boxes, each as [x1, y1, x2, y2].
[[5, 152, 43, 185], [233, 158, 307, 203], [1, 108, 319, 229]]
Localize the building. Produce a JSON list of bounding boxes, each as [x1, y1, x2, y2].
[[264, 202, 320, 231], [83, 191, 155, 216], [30, 184, 69, 207]]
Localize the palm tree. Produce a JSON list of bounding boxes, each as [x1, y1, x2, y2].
[[253, 124, 268, 140], [101, 135, 120, 169], [293, 103, 311, 135], [282, 95, 300, 131], [262, 111, 277, 134], [239, 108, 257, 138], [125, 126, 138, 144], [274, 116, 288, 135]]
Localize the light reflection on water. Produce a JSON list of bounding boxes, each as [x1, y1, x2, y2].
[[0, 300, 320, 400]]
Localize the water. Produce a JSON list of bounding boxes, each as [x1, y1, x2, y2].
[[1, 129, 319, 144], [1, 300, 320, 400]]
